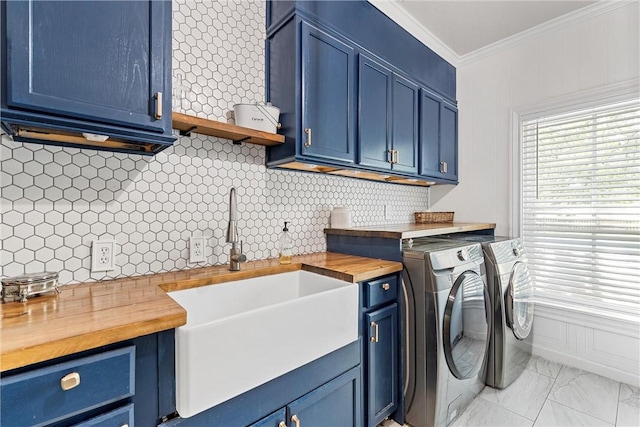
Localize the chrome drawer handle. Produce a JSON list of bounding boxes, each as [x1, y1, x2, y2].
[[382, 283, 390, 291], [292, 414, 301, 427], [370, 321, 379, 343], [60, 372, 80, 391], [278, 422, 286, 427]]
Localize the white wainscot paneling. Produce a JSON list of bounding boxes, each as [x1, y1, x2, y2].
[[530, 305, 640, 387], [531, 312, 571, 351]]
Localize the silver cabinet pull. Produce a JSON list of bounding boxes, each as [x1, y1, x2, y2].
[[278, 422, 286, 427], [60, 372, 80, 391], [440, 161, 448, 173], [292, 414, 301, 427], [394, 150, 399, 164], [388, 149, 399, 164], [304, 128, 312, 147], [154, 92, 163, 119], [370, 321, 379, 343]]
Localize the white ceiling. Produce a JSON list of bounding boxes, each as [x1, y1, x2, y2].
[[390, 0, 597, 56]]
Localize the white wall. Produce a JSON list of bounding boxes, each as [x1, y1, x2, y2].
[[431, 1, 640, 386], [430, 1, 640, 236]]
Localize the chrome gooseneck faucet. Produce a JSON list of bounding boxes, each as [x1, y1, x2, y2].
[[226, 187, 247, 271]]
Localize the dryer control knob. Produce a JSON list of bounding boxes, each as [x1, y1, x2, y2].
[[457, 250, 468, 261]]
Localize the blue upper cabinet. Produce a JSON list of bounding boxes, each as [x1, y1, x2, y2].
[[358, 55, 392, 170], [267, 17, 356, 167], [1, 0, 175, 155], [358, 54, 418, 174], [266, 0, 458, 185], [419, 88, 459, 182], [391, 74, 419, 174], [300, 22, 356, 163]]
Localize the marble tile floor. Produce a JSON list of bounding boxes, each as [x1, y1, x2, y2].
[[380, 356, 640, 427]]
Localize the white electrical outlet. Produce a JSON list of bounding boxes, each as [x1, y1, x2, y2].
[[91, 240, 116, 272], [384, 204, 392, 221], [190, 236, 206, 263]]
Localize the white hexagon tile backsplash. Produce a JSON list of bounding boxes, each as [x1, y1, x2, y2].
[[0, 0, 430, 285]]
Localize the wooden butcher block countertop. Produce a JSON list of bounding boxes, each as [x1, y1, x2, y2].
[[325, 222, 496, 239], [0, 252, 401, 372]]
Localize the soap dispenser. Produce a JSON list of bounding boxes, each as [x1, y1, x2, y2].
[[279, 221, 293, 265]]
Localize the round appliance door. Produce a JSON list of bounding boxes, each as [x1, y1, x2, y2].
[[443, 270, 491, 380], [506, 261, 534, 340]]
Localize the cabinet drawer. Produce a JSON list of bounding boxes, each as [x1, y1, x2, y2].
[[74, 403, 134, 427], [364, 275, 398, 309], [1, 346, 135, 427]]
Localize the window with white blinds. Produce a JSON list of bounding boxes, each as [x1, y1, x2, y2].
[[521, 99, 640, 323]]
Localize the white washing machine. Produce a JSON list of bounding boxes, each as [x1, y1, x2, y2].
[[402, 238, 492, 426], [436, 235, 535, 389]]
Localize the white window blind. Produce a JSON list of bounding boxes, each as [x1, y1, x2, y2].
[[521, 99, 640, 323]]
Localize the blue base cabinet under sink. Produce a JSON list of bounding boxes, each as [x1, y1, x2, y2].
[[161, 341, 362, 427], [250, 367, 361, 427], [0, 0, 175, 155]]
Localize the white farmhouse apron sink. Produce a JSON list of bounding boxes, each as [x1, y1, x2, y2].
[[168, 270, 358, 418]]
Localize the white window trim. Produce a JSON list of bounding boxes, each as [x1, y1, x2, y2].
[[509, 78, 640, 326]]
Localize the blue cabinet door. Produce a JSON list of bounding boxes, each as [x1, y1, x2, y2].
[[301, 21, 356, 164], [440, 101, 459, 181], [419, 89, 442, 177], [366, 304, 398, 426], [419, 88, 458, 182], [286, 367, 361, 427], [250, 408, 287, 427], [391, 75, 419, 174], [358, 54, 392, 170], [74, 404, 135, 427], [5, 0, 171, 133]]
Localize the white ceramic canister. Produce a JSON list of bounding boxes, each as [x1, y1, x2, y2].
[[233, 102, 280, 133], [331, 206, 352, 228]]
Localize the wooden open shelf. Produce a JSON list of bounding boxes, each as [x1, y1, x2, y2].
[[172, 112, 285, 146]]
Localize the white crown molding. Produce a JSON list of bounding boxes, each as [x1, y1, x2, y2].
[[459, 0, 638, 66], [367, 0, 461, 66], [369, 0, 637, 70]]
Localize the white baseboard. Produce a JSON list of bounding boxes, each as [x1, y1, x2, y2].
[[531, 305, 640, 388]]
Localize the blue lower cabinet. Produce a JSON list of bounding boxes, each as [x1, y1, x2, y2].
[[360, 273, 402, 427], [0, 347, 135, 427], [251, 367, 361, 427], [366, 304, 399, 425], [0, 330, 173, 427], [74, 403, 134, 427], [286, 367, 361, 427], [250, 408, 287, 427]]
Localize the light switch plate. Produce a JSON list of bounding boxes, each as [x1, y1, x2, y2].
[[190, 236, 206, 263], [91, 240, 116, 272]]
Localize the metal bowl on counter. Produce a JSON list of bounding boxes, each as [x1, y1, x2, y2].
[[1, 272, 60, 303]]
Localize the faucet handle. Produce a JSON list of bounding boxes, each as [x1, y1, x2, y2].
[[232, 241, 247, 263]]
